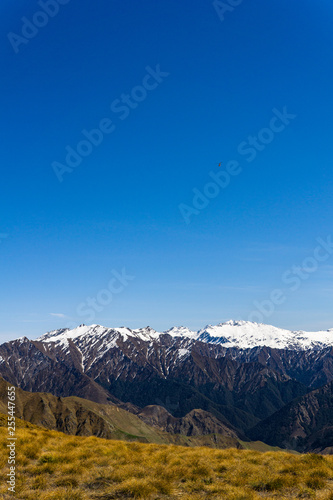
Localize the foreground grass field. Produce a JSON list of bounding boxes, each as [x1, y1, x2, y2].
[[1, 423, 333, 499]]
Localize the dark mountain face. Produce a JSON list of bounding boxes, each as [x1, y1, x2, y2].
[[228, 345, 333, 389], [247, 382, 333, 453], [99, 366, 306, 433]]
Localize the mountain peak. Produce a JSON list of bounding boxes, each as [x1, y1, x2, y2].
[[221, 319, 259, 327], [163, 326, 197, 338]]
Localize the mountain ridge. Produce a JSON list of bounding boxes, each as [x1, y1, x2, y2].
[[36, 320, 333, 352]]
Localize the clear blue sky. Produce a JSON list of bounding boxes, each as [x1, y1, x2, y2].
[[1, 0, 333, 342]]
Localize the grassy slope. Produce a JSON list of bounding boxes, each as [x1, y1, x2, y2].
[[1, 422, 333, 499], [238, 439, 298, 453]]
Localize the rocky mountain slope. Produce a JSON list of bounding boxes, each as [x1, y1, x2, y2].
[[248, 381, 333, 453]]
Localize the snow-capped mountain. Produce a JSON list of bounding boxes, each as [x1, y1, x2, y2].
[[2, 319, 333, 440], [37, 320, 333, 351]]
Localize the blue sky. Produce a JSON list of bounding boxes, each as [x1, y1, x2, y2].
[[1, 0, 333, 342]]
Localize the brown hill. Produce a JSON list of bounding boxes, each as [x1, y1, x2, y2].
[[138, 405, 238, 437]]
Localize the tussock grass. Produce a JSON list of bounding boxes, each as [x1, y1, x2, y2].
[[1, 426, 333, 499]]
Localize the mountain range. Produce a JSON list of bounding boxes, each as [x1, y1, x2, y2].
[[2, 320, 333, 452]]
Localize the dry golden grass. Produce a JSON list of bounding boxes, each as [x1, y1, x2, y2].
[[1, 425, 333, 499]]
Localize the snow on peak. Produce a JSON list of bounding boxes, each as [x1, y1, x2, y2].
[[163, 326, 197, 338], [219, 319, 257, 327], [197, 321, 333, 350], [197, 321, 293, 349], [38, 325, 95, 343], [36, 324, 162, 347], [132, 326, 160, 340]]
